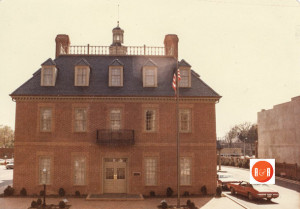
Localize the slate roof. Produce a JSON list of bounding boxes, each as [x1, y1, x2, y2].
[[11, 55, 220, 98]]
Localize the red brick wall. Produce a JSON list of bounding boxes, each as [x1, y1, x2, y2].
[[13, 99, 217, 196]]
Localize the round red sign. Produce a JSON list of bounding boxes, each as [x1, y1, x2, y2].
[[251, 161, 274, 183]]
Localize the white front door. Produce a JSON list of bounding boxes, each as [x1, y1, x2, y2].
[[103, 158, 127, 193]]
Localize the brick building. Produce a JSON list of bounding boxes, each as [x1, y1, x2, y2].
[[10, 24, 221, 196]]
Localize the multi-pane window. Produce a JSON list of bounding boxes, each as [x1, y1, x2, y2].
[[143, 67, 157, 87], [179, 109, 191, 132], [39, 157, 51, 185], [145, 110, 156, 131], [40, 108, 52, 132], [180, 157, 191, 185], [42, 68, 54, 86], [110, 109, 121, 130], [145, 158, 157, 186], [74, 157, 86, 185], [110, 68, 122, 86], [179, 69, 190, 87], [75, 108, 87, 132], [75, 68, 88, 86]]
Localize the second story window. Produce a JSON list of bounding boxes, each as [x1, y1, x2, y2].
[[109, 67, 123, 87], [75, 67, 90, 86], [40, 108, 52, 132], [143, 67, 157, 87], [179, 69, 190, 87], [110, 109, 121, 130], [41, 58, 57, 86], [178, 59, 191, 88], [145, 110, 156, 132], [109, 59, 124, 87], [75, 108, 87, 132], [179, 109, 191, 133], [74, 58, 91, 86]]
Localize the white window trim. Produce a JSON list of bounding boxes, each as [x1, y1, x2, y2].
[[179, 67, 191, 88], [74, 66, 90, 86], [41, 66, 57, 86], [180, 157, 191, 186], [110, 108, 122, 130], [144, 109, 156, 132], [73, 156, 86, 186], [39, 156, 51, 185], [40, 107, 53, 132], [179, 109, 191, 133], [74, 108, 87, 132], [145, 157, 158, 186], [109, 66, 123, 87], [143, 66, 157, 87]]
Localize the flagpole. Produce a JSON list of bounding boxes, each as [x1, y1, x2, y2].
[[176, 59, 180, 209]]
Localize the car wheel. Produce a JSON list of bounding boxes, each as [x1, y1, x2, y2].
[[230, 188, 235, 195], [248, 193, 253, 200]]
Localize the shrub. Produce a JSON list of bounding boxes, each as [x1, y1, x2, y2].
[[20, 187, 27, 196], [40, 190, 45, 196], [4, 186, 14, 196], [58, 188, 65, 197], [200, 185, 207, 195], [186, 199, 192, 207], [161, 201, 168, 209], [36, 198, 42, 206], [149, 191, 155, 197], [189, 202, 196, 209], [59, 201, 66, 208], [216, 186, 222, 197], [166, 187, 173, 197], [75, 190, 81, 197], [31, 200, 37, 208], [183, 191, 190, 197]]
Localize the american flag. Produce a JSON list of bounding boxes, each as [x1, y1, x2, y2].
[[172, 69, 181, 93]]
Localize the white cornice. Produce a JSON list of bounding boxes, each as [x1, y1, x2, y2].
[[11, 95, 220, 103]]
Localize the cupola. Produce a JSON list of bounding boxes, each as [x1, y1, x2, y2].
[[109, 22, 127, 55]]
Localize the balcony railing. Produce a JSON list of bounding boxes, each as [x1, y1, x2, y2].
[[59, 44, 165, 56], [96, 129, 135, 145]]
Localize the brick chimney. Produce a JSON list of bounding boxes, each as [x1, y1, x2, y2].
[[164, 34, 179, 59], [55, 34, 70, 58]]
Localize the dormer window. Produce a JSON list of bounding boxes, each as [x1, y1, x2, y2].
[[74, 59, 90, 86], [178, 59, 191, 88], [109, 59, 124, 87], [41, 58, 57, 86], [143, 59, 158, 87]]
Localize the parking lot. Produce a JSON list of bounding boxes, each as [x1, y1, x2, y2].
[[0, 165, 13, 194]]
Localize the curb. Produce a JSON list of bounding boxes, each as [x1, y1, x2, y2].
[[223, 193, 249, 209]]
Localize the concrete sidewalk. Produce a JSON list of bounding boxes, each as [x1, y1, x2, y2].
[[0, 196, 244, 209]]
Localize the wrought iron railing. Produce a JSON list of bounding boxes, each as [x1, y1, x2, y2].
[[61, 44, 165, 56], [96, 129, 135, 145]]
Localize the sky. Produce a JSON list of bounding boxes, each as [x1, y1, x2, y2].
[[0, 0, 299, 137]]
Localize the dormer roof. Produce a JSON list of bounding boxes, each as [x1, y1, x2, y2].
[[75, 58, 90, 66], [110, 59, 124, 66], [179, 59, 191, 67], [41, 58, 56, 66], [143, 59, 157, 67]]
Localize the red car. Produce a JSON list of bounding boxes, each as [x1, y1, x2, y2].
[[228, 181, 279, 201], [217, 173, 241, 190]]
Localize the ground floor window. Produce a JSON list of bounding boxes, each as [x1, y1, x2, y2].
[[39, 156, 51, 185], [73, 157, 86, 185], [145, 157, 157, 186], [180, 157, 191, 185]]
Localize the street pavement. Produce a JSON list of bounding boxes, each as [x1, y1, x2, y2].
[[0, 165, 13, 194], [0, 165, 299, 208], [219, 166, 300, 209]]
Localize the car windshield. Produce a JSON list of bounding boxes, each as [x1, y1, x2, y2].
[[218, 174, 233, 178]]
